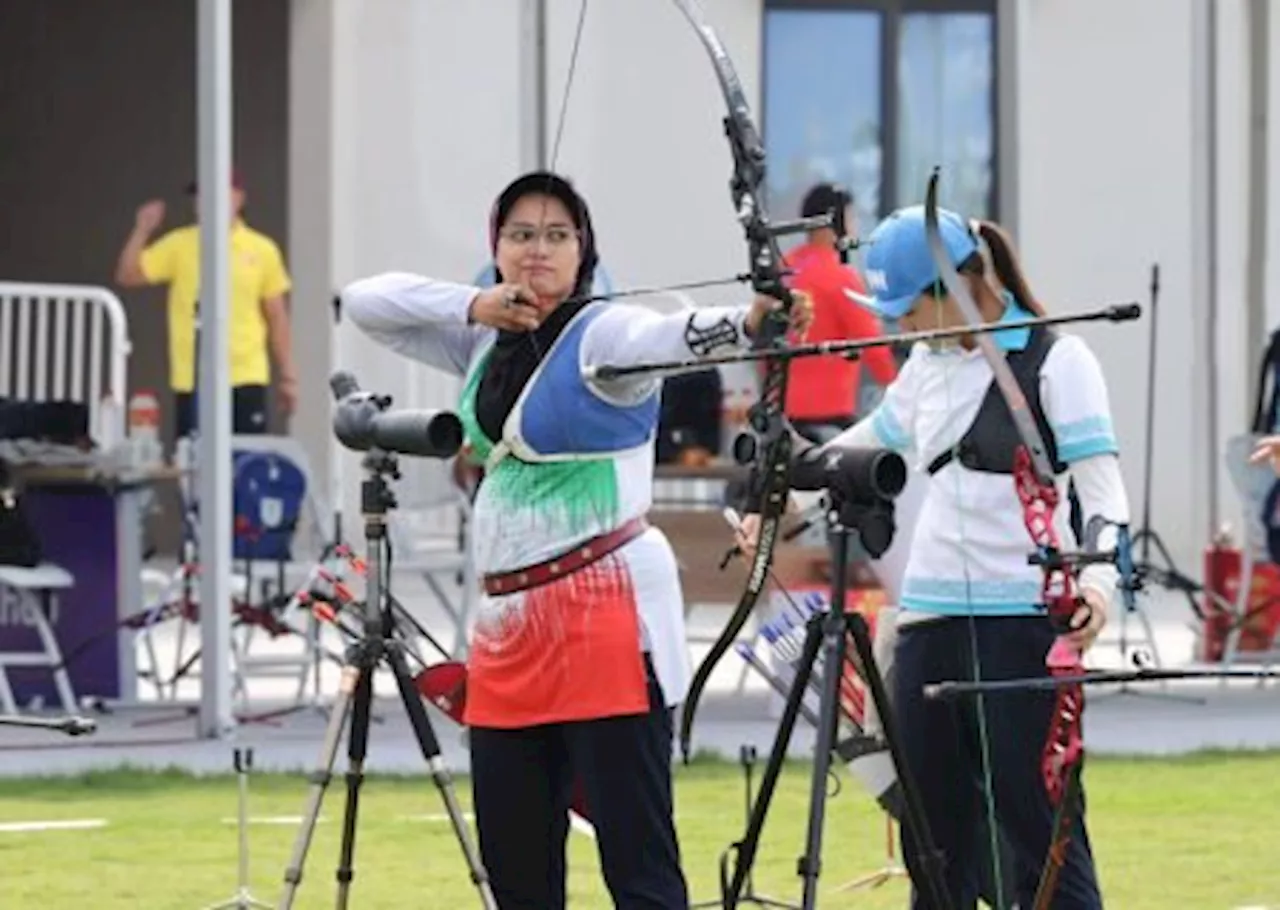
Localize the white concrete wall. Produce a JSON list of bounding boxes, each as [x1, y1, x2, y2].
[[1013, 0, 1280, 575], [288, 0, 1279, 577], [291, 0, 525, 529]]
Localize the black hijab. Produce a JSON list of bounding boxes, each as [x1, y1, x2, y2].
[[474, 171, 600, 444]]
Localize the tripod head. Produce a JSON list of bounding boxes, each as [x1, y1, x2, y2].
[[330, 369, 465, 539], [359, 447, 400, 533]]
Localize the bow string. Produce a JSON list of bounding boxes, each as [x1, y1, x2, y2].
[[523, 0, 819, 764]]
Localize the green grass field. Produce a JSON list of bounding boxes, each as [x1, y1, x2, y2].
[[0, 751, 1276, 909]]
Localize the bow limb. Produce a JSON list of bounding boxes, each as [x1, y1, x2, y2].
[[923, 172, 1058, 484], [669, 0, 801, 762], [924, 170, 1085, 910]]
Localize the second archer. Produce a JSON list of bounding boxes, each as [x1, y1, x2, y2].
[[738, 203, 1130, 910]]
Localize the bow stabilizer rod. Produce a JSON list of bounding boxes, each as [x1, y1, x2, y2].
[[924, 665, 1280, 699], [583, 303, 1141, 382], [0, 714, 98, 735]]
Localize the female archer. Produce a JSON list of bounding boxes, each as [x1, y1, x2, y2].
[[342, 170, 811, 909], [739, 204, 1127, 909]]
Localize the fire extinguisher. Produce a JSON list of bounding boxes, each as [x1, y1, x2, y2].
[[1201, 524, 1241, 662]]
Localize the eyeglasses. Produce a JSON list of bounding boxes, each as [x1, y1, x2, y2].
[[498, 225, 579, 247]]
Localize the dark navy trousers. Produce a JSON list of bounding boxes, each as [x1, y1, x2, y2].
[[469, 656, 688, 909], [892, 615, 1104, 910]]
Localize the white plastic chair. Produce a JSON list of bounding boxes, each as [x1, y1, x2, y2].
[[0, 562, 78, 713]]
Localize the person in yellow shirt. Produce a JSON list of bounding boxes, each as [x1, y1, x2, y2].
[[114, 172, 297, 438]]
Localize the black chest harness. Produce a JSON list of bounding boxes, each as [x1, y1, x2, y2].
[[924, 325, 1084, 539], [925, 326, 1066, 478]]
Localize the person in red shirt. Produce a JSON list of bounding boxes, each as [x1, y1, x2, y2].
[[783, 183, 898, 444]]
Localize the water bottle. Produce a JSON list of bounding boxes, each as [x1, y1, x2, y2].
[[127, 390, 164, 468], [96, 394, 123, 458]]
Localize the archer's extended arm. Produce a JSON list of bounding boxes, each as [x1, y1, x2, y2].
[[342, 272, 492, 378], [580, 301, 755, 402]]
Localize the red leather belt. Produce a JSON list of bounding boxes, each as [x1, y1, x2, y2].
[[483, 515, 650, 597]]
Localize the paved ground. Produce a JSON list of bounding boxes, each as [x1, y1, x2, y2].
[[1, 564, 1276, 779]]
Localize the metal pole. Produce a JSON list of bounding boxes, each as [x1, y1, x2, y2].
[[519, 0, 548, 170], [197, 0, 234, 738], [1190, 0, 1219, 543], [994, 0, 1021, 232], [1245, 0, 1270, 425], [1206, 0, 1219, 540]]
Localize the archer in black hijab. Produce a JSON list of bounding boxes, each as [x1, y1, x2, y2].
[[474, 171, 601, 444]]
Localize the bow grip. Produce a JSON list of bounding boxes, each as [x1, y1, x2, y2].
[[751, 292, 794, 350]]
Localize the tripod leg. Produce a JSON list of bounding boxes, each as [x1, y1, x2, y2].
[[722, 616, 824, 908], [385, 643, 497, 910], [277, 663, 359, 910], [237, 749, 252, 890], [797, 609, 849, 910], [333, 664, 375, 910], [845, 613, 953, 910]]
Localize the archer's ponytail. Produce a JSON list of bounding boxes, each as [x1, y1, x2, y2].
[[973, 221, 1046, 317]]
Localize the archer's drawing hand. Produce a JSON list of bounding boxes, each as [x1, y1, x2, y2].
[[469, 284, 541, 332], [746, 290, 814, 341], [1066, 588, 1108, 652], [1249, 435, 1280, 474]]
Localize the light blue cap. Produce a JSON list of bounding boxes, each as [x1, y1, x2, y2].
[[850, 205, 979, 320]]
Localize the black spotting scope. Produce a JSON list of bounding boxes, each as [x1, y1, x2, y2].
[[330, 371, 463, 459], [789, 442, 906, 558], [788, 444, 907, 502]]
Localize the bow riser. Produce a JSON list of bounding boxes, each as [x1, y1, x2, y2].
[[669, 0, 802, 764]]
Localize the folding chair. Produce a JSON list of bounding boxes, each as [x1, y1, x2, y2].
[[0, 562, 78, 713], [136, 435, 344, 712], [223, 435, 348, 707]]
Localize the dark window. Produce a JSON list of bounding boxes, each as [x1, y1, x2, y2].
[[762, 0, 999, 244]]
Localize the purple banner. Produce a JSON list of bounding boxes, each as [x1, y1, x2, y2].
[[0, 486, 120, 705]]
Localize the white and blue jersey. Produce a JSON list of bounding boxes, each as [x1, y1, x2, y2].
[[828, 302, 1130, 621]]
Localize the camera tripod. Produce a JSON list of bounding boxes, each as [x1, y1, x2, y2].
[[715, 497, 952, 910], [275, 449, 495, 910], [1098, 263, 1201, 704]]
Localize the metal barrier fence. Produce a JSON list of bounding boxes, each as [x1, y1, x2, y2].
[[0, 281, 133, 440]]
